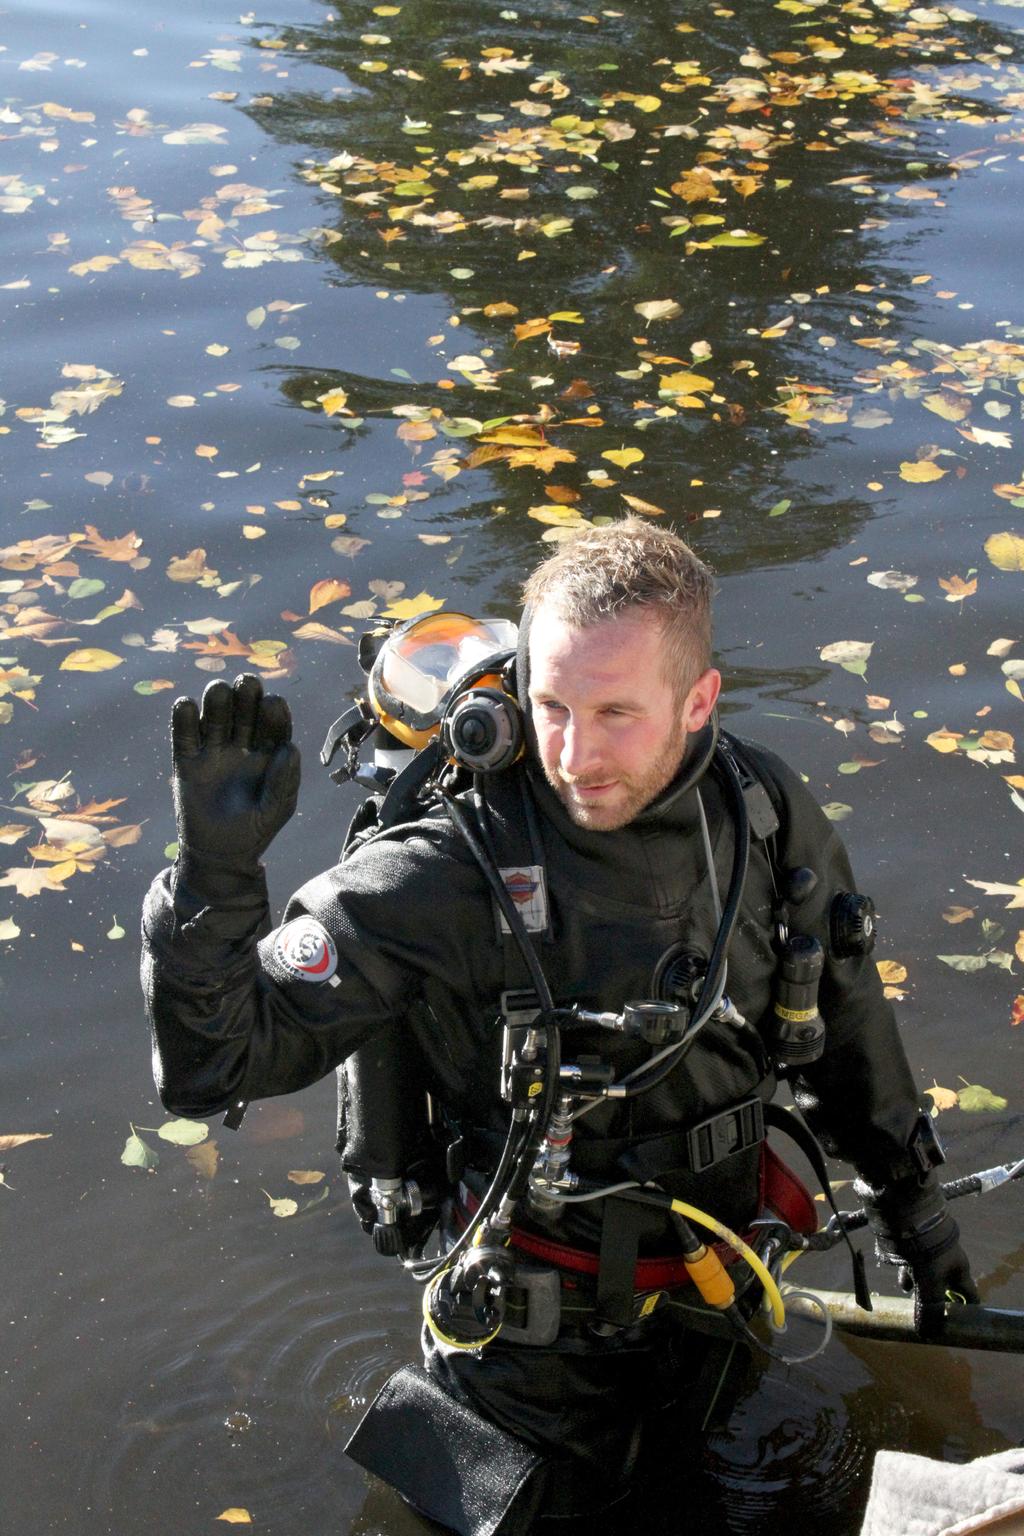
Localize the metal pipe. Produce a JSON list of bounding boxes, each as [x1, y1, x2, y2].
[[782, 1286, 1024, 1352]]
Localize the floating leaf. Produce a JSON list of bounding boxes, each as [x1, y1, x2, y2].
[[287, 1169, 326, 1185], [156, 1118, 209, 1146], [186, 1139, 220, 1179], [106, 917, 125, 940], [819, 640, 872, 677], [899, 460, 947, 484], [216, 1513, 252, 1526], [957, 1083, 1008, 1114], [768, 499, 791, 518], [634, 300, 682, 324], [924, 1084, 959, 1112], [0, 1133, 51, 1151], [937, 954, 989, 973], [381, 591, 444, 621], [309, 579, 351, 615], [876, 961, 907, 985], [0, 917, 21, 940], [620, 493, 666, 518], [59, 648, 124, 673], [822, 803, 852, 822], [985, 532, 1024, 573], [262, 1189, 298, 1218], [601, 447, 643, 469], [121, 1130, 159, 1171]]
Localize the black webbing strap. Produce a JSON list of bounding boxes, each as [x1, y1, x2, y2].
[[765, 1101, 872, 1311], [596, 1196, 651, 1327]]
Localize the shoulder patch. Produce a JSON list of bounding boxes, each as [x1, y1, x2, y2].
[[274, 916, 338, 984]]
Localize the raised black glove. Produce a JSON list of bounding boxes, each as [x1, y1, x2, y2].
[[860, 1174, 979, 1338], [171, 672, 301, 901]]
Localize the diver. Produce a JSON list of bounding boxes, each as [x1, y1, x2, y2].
[[141, 516, 977, 1535]]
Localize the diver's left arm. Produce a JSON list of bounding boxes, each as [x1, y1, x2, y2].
[[754, 748, 978, 1328]]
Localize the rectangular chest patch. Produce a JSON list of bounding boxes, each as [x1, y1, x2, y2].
[[495, 864, 549, 937]]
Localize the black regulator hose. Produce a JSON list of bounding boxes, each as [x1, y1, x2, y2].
[[406, 784, 559, 1283], [619, 745, 751, 1099]]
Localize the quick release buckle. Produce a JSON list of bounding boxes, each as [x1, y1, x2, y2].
[[684, 1098, 764, 1174]]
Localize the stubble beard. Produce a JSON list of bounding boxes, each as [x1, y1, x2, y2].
[[545, 734, 688, 832]]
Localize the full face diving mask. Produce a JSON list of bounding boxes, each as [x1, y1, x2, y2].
[[369, 612, 521, 762]]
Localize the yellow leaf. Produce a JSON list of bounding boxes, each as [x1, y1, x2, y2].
[[59, 648, 124, 673], [527, 505, 586, 526], [242, 525, 265, 540], [318, 388, 349, 416], [899, 460, 947, 483], [876, 960, 908, 985], [216, 1512, 253, 1525], [632, 95, 661, 113], [659, 370, 714, 396], [69, 255, 121, 276], [921, 391, 971, 422], [324, 514, 348, 529], [620, 493, 666, 517], [601, 448, 644, 469], [309, 579, 352, 614], [382, 591, 445, 621], [287, 1169, 326, 1185], [195, 444, 219, 459], [924, 1084, 959, 1112], [925, 729, 962, 754], [985, 531, 1024, 572], [1016, 930, 1024, 965]]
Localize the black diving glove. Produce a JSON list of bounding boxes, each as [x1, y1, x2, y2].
[[859, 1175, 979, 1338], [171, 672, 301, 902]]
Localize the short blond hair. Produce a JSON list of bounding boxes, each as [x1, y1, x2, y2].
[[522, 516, 714, 698]]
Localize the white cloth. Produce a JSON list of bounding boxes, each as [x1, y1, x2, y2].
[[860, 1448, 1024, 1536]]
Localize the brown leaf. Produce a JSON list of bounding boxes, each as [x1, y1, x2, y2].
[[186, 1139, 220, 1179], [287, 1169, 326, 1185], [0, 1133, 52, 1151], [80, 525, 143, 562], [942, 906, 975, 924]]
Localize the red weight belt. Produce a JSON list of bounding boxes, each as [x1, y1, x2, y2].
[[458, 1187, 739, 1290], [458, 1143, 817, 1291]]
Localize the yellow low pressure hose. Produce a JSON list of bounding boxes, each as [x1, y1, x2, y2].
[[670, 1197, 787, 1329]]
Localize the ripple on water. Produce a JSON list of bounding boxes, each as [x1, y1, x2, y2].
[[88, 1267, 420, 1535]]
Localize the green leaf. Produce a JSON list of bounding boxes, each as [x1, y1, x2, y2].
[[822, 802, 853, 821], [121, 1131, 159, 1170], [246, 306, 266, 330], [768, 499, 792, 518], [957, 1083, 1008, 1113], [107, 917, 125, 940], [707, 230, 766, 248], [68, 578, 106, 600], [937, 954, 989, 972], [164, 841, 179, 860], [157, 1118, 209, 1146]]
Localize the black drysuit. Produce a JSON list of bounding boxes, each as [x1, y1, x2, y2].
[[141, 722, 926, 1531]]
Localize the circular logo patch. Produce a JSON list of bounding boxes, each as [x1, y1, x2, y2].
[[274, 917, 338, 983]]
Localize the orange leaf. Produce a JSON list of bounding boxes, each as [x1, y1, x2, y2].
[[309, 579, 352, 615]]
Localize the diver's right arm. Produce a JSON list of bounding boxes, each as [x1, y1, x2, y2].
[[140, 673, 414, 1118]]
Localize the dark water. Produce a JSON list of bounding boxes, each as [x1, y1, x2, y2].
[[3, 0, 1023, 1531]]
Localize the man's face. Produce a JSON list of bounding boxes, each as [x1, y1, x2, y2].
[[528, 606, 720, 832]]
